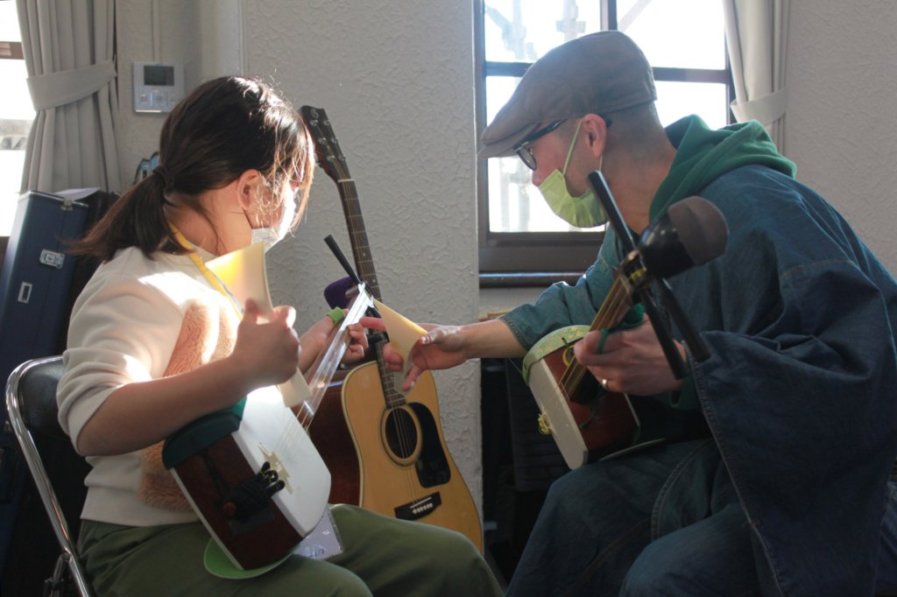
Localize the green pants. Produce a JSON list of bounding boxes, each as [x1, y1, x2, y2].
[[79, 504, 502, 596]]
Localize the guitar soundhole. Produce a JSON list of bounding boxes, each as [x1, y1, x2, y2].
[[381, 407, 422, 465]]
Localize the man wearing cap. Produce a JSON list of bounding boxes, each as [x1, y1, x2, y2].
[[367, 31, 897, 594]]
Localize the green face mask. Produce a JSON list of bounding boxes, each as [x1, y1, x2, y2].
[[537, 120, 606, 228]]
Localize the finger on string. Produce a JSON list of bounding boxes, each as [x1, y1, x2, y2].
[[359, 315, 386, 332]]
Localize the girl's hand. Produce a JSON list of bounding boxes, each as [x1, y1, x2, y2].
[[298, 312, 370, 370], [342, 322, 369, 364], [231, 299, 301, 389]]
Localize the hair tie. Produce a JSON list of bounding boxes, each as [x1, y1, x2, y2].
[[153, 164, 171, 185]]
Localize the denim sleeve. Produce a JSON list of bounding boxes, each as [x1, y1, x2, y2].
[[501, 245, 617, 350]]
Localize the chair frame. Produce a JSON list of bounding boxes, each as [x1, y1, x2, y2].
[[5, 355, 92, 597]]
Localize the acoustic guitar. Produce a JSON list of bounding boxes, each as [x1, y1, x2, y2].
[[301, 106, 484, 552]]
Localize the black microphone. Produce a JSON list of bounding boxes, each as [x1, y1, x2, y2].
[[589, 171, 728, 372], [635, 196, 728, 280], [324, 275, 354, 309]]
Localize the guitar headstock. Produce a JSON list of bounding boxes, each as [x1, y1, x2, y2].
[[300, 106, 351, 184]]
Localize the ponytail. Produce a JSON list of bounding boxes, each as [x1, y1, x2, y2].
[[71, 170, 179, 261]]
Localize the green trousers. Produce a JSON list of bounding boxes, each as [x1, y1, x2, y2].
[[79, 504, 503, 596]]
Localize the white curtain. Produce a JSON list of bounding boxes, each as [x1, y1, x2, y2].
[[16, 0, 121, 193], [722, 0, 790, 152]]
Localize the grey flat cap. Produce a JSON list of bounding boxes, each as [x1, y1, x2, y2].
[[479, 30, 656, 159]]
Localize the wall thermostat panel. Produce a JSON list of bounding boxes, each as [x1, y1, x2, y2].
[[133, 62, 184, 113]]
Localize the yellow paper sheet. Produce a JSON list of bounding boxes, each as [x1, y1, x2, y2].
[[206, 242, 273, 311], [207, 242, 310, 407], [373, 299, 426, 361]]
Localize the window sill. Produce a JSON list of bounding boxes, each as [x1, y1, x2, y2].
[[479, 271, 582, 288]]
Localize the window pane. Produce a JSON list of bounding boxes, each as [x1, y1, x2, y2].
[[618, 0, 726, 70], [487, 157, 600, 233], [655, 80, 728, 129], [1, 3, 33, 236], [485, 75, 599, 233], [484, 0, 602, 63], [0, 3, 22, 41]]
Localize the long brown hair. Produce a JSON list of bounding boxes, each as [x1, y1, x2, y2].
[[74, 76, 314, 261]]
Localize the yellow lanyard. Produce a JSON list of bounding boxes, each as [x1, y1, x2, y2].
[[169, 224, 243, 315]]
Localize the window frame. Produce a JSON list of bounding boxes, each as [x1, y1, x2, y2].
[[475, 0, 734, 284]]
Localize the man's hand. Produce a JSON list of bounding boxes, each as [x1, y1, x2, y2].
[[361, 317, 469, 390], [573, 315, 685, 396]]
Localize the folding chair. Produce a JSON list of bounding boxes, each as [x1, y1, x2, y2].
[[5, 356, 92, 596]]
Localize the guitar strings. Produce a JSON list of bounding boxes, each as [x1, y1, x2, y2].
[[375, 341, 419, 497], [561, 274, 632, 394]]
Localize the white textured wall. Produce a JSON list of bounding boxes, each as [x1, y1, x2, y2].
[[785, 1, 897, 273], [116, 1, 484, 509], [244, 1, 482, 506]]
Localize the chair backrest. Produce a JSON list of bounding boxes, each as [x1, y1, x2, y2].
[[5, 356, 93, 597]]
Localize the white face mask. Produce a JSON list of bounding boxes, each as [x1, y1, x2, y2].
[[250, 191, 297, 252], [537, 120, 606, 229]]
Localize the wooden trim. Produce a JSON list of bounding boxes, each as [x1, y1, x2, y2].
[[0, 41, 24, 60], [480, 271, 582, 288]]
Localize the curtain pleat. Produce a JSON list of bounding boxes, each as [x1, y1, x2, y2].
[[16, 0, 121, 194], [722, 0, 790, 152]]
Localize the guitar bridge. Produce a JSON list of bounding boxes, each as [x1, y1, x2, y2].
[[394, 492, 442, 521], [220, 461, 285, 526]]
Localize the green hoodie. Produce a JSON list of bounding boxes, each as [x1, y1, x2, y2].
[[650, 115, 796, 220]]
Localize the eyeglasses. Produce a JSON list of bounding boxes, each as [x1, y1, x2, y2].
[[512, 116, 613, 171], [513, 120, 565, 171]]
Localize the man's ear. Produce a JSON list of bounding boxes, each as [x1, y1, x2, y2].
[[580, 114, 610, 158], [235, 169, 263, 212]]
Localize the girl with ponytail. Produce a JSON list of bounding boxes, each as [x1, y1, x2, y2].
[[59, 76, 501, 596]]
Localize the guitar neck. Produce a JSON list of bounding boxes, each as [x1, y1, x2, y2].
[[372, 339, 406, 408], [338, 182, 381, 301], [301, 105, 402, 406]]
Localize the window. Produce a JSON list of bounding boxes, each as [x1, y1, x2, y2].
[[1, 1, 34, 237], [476, 0, 732, 281]]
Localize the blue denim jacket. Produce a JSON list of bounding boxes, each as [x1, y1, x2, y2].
[[502, 163, 897, 594]]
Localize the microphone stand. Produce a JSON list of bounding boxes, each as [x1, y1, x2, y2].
[[588, 171, 709, 379]]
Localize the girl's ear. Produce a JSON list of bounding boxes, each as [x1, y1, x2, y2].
[[235, 169, 263, 212]]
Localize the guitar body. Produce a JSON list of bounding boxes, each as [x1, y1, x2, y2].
[[308, 374, 362, 505], [340, 362, 484, 552]]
